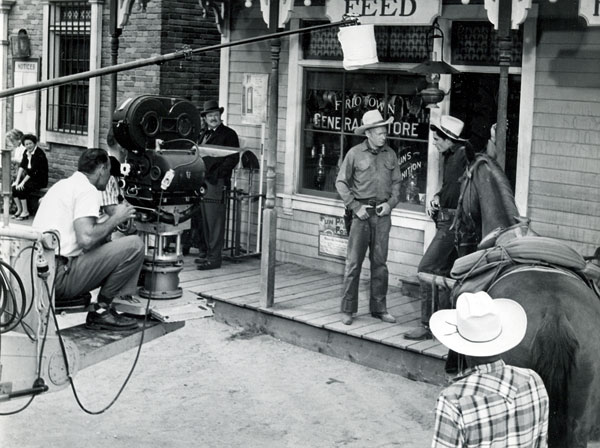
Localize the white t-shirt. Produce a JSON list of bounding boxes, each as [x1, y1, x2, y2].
[[33, 171, 101, 257]]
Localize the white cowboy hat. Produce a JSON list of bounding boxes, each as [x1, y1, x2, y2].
[[429, 291, 527, 357], [354, 109, 393, 135], [430, 115, 466, 142]]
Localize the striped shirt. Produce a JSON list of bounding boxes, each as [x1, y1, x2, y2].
[[101, 175, 121, 207], [432, 360, 549, 448]]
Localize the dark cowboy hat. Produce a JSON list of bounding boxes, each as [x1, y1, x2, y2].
[[199, 99, 224, 116]]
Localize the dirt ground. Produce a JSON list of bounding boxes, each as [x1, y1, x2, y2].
[[1, 315, 443, 448]]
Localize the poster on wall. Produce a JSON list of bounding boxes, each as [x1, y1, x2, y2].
[[13, 59, 39, 135], [241, 73, 268, 125], [318, 213, 348, 260]]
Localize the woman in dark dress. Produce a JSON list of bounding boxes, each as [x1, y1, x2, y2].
[[12, 134, 48, 220]]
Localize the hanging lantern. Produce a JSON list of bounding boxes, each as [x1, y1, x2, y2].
[[408, 19, 459, 108]]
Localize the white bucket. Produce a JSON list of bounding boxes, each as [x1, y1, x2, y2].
[[337, 24, 378, 71]]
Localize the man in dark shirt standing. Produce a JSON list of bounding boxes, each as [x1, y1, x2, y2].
[[336, 110, 401, 326], [193, 100, 240, 270], [405, 115, 469, 341]]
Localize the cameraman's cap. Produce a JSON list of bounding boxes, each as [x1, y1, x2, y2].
[[430, 115, 466, 142], [200, 100, 224, 117]]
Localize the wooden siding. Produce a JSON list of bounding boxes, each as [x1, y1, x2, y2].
[[530, 18, 600, 256], [226, 12, 428, 286], [276, 208, 423, 285]]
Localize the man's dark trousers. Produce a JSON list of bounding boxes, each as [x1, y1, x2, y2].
[[199, 179, 226, 266], [417, 219, 457, 324], [341, 212, 391, 314]]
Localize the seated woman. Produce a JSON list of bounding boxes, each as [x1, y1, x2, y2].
[[4, 129, 24, 214], [11, 134, 48, 220]]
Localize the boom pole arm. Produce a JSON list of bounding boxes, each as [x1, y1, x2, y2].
[[0, 18, 358, 100]]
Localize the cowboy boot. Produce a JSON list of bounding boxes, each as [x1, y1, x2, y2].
[[404, 280, 434, 340]]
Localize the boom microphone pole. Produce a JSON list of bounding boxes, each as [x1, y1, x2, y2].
[[0, 17, 359, 100]]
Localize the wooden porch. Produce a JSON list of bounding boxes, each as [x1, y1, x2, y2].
[[178, 255, 448, 385]]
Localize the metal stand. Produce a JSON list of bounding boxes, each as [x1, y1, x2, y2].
[[137, 219, 189, 300], [223, 168, 264, 260]]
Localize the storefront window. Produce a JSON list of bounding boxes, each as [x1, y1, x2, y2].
[[301, 70, 429, 211]]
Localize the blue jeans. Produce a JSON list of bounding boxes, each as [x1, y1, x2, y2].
[[340, 213, 391, 314]]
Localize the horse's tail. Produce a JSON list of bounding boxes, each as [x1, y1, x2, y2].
[[531, 311, 579, 444]]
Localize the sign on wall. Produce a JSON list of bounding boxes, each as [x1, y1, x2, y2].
[[13, 59, 39, 135], [579, 0, 600, 25], [318, 213, 348, 260], [325, 0, 441, 26], [241, 73, 268, 125]]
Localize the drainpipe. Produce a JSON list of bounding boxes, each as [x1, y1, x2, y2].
[[0, 1, 15, 227], [108, 0, 122, 126]]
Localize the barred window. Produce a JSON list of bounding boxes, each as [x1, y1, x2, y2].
[[46, 1, 91, 135]]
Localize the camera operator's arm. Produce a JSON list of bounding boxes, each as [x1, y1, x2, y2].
[[74, 202, 137, 251]]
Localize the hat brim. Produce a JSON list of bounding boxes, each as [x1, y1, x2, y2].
[[201, 107, 224, 116], [430, 124, 466, 142], [355, 117, 394, 135], [429, 298, 527, 357]]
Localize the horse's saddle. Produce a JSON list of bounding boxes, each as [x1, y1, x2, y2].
[[451, 235, 600, 299]]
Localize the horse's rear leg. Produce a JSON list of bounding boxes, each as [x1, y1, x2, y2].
[[531, 312, 583, 447], [565, 357, 596, 448]]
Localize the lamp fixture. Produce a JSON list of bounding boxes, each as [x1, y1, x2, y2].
[[408, 18, 459, 108]]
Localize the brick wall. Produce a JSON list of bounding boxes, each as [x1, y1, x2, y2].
[[159, 0, 222, 104], [45, 144, 82, 186], [5, 0, 44, 134], [6, 0, 221, 186]]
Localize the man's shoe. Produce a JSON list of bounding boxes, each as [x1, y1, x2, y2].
[[371, 312, 397, 323], [404, 326, 433, 341], [85, 307, 139, 331], [340, 312, 353, 325], [196, 260, 221, 270]]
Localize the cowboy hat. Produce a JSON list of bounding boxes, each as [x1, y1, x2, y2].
[[354, 109, 393, 135], [199, 99, 224, 116], [430, 115, 466, 142], [429, 291, 527, 357]]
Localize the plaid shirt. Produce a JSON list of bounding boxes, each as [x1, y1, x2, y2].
[[432, 360, 549, 448]]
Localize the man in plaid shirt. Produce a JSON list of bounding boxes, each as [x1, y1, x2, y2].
[[429, 291, 549, 447]]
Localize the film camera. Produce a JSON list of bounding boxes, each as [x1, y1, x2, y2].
[[112, 95, 206, 299]]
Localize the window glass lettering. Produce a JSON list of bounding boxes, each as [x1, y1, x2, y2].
[[301, 70, 429, 211]]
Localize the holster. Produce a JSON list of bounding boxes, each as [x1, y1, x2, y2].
[[343, 207, 353, 235]]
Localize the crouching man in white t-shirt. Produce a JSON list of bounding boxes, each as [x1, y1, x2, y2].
[[33, 148, 144, 331]]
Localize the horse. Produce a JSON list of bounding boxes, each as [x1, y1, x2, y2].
[[452, 154, 600, 448]]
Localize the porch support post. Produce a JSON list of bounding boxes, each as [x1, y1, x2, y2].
[[495, 0, 512, 171], [0, 1, 16, 228], [260, 0, 280, 307]]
